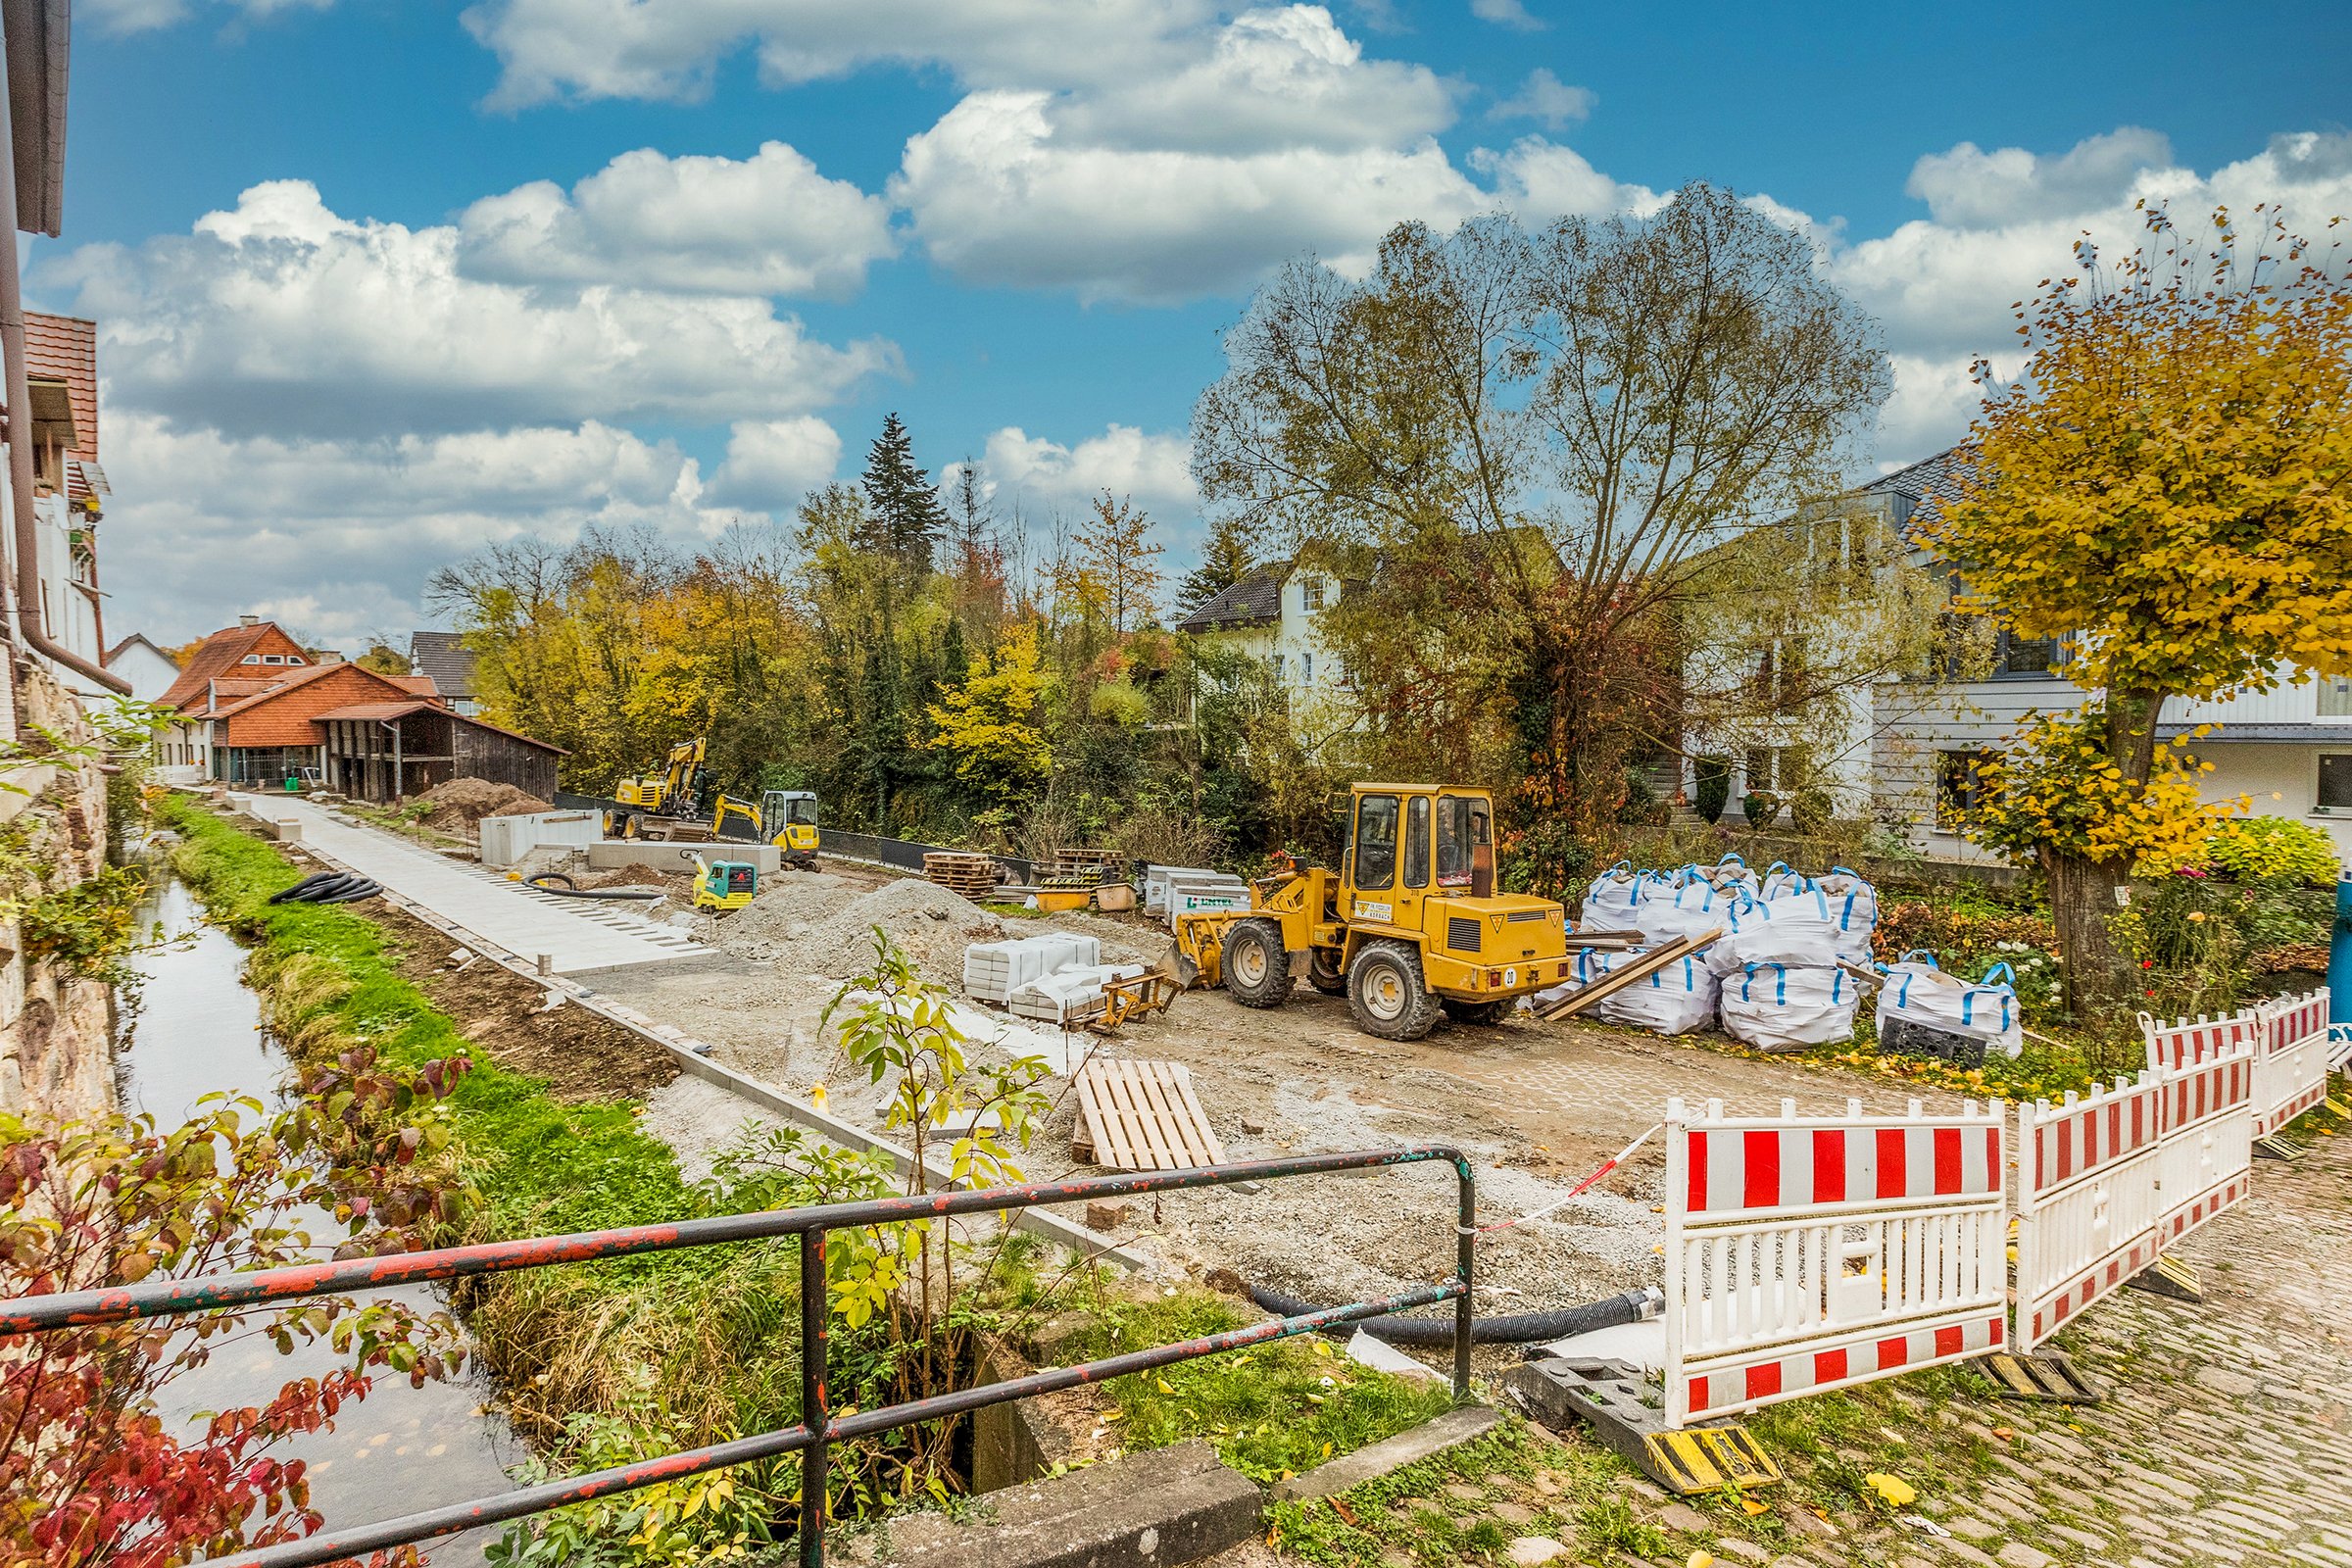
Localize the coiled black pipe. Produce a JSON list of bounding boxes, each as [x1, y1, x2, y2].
[[281, 872, 366, 903], [310, 881, 382, 905], [1247, 1282, 1659, 1346], [525, 872, 664, 902], [268, 871, 346, 905]]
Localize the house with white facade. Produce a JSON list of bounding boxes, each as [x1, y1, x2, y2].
[[1176, 562, 1365, 754], [104, 634, 181, 703], [1688, 444, 2352, 866], [0, 313, 113, 701]]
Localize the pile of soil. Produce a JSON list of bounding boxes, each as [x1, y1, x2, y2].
[[409, 777, 554, 831], [583, 861, 689, 893], [709, 873, 1001, 980]]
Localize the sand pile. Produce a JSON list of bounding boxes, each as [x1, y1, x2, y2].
[[711, 875, 1007, 982], [585, 861, 686, 891], [412, 777, 553, 830]]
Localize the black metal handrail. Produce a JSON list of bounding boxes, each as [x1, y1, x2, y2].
[[8, 1146, 1475, 1568]]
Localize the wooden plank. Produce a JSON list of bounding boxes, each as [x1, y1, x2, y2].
[[1102, 1060, 1163, 1171], [1118, 1058, 1184, 1170], [1165, 1064, 1229, 1165], [1142, 1061, 1213, 1167], [1076, 1063, 1136, 1171], [1539, 929, 1719, 1021]]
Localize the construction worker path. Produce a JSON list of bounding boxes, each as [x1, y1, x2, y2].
[[234, 794, 712, 974]]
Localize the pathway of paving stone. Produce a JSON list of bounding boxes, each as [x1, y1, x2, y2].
[[1357, 1122, 2350, 1568]]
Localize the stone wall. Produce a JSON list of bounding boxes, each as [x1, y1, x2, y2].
[[0, 658, 116, 1123]]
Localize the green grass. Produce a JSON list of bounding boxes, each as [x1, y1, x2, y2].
[[1260, 1420, 1601, 1567]]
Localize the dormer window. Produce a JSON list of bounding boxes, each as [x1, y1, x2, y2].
[[288, 656, 306, 665], [241, 655, 261, 664], [262, 655, 285, 664]]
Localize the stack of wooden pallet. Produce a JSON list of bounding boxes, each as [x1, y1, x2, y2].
[[923, 852, 1001, 899], [1045, 848, 1122, 888]]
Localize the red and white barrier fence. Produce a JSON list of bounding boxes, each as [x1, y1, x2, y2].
[[2137, 1010, 2255, 1072], [2012, 1073, 2166, 1351], [1661, 1096, 2008, 1428], [2152, 1043, 2255, 1244], [2251, 988, 2330, 1137]]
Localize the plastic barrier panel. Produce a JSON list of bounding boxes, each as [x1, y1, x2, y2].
[[2139, 1011, 2256, 1073], [2012, 1073, 2166, 1351], [2154, 1044, 2255, 1246], [2251, 988, 2330, 1137], [1661, 1096, 2007, 1428]]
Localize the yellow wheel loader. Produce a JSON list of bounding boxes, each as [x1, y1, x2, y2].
[[1171, 783, 1576, 1042]]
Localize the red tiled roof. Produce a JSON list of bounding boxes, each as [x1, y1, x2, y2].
[[389, 674, 440, 697], [315, 699, 568, 754], [216, 663, 449, 749], [24, 313, 95, 461], [158, 621, 317, 711]]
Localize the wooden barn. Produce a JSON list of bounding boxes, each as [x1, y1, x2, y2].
[[317, 701, 563, 804]]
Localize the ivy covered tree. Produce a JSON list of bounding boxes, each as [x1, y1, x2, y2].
[[1928, 204, 2352, 1009]]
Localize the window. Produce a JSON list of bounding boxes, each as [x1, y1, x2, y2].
[[1404, 796, 1430, 888], [1353, 793, 1399, 892], [1301, 653, 1313, 685], [1989, 629, 2057, 677], [1274, 654, 1287, 683], [2320, 755, 2352, 811], [1936, 749, 1997, 826], [262, 655, 285, 665], [288, 655, 306, 665], [1436, 796, 1474, 886], [2319, 676, 2352, 718], [241, 654, 260, 664], [1302, 576, 1326, 612]]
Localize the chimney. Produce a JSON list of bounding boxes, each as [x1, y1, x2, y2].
[[239, 614, 260, 627]]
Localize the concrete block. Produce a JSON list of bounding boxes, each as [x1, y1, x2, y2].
[[585, 839, 782, 875], [1269, 1405, 1500, 1502], [480, 810, 602, 868], [886, 1438, 1258, 1568]]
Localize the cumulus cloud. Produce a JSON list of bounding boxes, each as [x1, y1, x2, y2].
[[461, 0, 1215, 107], [975, 424, 1197, 516], [458, 143, 897, 298], [96, 412, 760, 644], [1468, 0, 1543, 29], [1473, 137, 1660, 220], [51, 180, 898, 440], [708, 416, 844, 508], [1904, 126, 2173, 229], [1490, 68, 1592, 130]]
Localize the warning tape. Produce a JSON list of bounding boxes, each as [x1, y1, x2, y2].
[[1478, 1122, 1661, 1235]]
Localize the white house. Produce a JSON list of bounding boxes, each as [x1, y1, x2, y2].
[[1176, 562, 1348, 692], [104, 634, 182, 704], [0, 315, 112, 700], [1690, 444, 2352, 866]]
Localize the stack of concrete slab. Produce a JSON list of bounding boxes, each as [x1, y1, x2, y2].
[[962, 932, 1102, 1003], [1006, 962, 1150, 1024], [1146, 865, 1251, 928]]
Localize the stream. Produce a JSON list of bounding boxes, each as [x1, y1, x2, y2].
[[114, 875, 525, 1563]]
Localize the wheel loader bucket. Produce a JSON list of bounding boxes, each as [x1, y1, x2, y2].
[[1167, 938, 1200, 989]]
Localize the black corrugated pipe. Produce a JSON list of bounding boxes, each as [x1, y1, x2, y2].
[[0, 24, 127, 698], [1248, 1281, 1661, 1346]]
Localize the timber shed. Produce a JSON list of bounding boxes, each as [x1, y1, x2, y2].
[[317, 701, 564, 804]]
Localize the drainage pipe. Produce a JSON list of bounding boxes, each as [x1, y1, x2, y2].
[[1248, 1281, 1661, 1346], [0, 28, 127, 697]]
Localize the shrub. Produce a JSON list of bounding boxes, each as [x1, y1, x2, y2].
[[1788, 786, 1834, 836], [1694, 757, 1731, 824], [2208, 814, 2339, 887], [1740, 791, 1781, 829]]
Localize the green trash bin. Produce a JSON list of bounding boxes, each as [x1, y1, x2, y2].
[[284, 773, 300, 793]]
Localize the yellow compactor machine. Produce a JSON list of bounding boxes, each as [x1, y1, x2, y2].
[[1172, 782, 1578, 1042]]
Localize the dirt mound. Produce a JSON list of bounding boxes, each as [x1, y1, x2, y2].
[[585, 861, 684, 891], [410, 777, 553, 831], [710, 873, 1009, 982]]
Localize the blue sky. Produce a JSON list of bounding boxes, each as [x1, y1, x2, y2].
[[46, 0, 2352, 646]]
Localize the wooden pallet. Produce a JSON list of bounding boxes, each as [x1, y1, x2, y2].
[[1073, 1058, 1228, 1171], [923, 852, 1001, 899]]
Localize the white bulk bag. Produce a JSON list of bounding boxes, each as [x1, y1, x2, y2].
[[1697, 854, 1760, 899], [1816, 866, 1879, 960], [1530, 946, 1619, 1013], [1720, 961, 1861, 1052], [1708, 888, 1843, 973], [1581, 860, 1658, 934], [1595, 953, 1720, 1036], [1758, 860, 1816, 901], [1876, 953, 2023, 1058], [1635, 879, 1740, 947]]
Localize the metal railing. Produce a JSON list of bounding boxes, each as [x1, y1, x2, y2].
[[6, 1147, 1474, 1568]]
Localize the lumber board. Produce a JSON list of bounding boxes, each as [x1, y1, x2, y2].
[[1164, 1064, 1229, 1165], [1072, 1057, 1227, 1172], [1539, 927, 1722, 1021]]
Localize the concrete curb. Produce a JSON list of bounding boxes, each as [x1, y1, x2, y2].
[[1269, 1403, 1502, 1502], [884, 1439, 1260, 1568], [211, 796, 1144, 1270]]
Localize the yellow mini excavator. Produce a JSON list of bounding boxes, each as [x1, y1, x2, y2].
[[1171, 782, 1578, 1042]]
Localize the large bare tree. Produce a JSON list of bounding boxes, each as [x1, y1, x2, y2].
[[1192, 186, 1892, 879]]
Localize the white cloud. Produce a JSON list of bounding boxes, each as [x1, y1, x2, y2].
[[1473, 137, 1660, 220], [95, 412, 762, 645], [85, 0, 331, 35], [51, 180, 898, 440], [1490, 68, 1592, 130], [1468, 0, 1543, 29], [708, 416, 844, 508], [978, 424, 1197, 516], [458, 143, 897, 298], [1904, 126, 2173, 229], [461, 0, 1216, 108]]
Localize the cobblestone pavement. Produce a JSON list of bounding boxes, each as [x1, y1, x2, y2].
[[1402, 1119, 2352, 1568]]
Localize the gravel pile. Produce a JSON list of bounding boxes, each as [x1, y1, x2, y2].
[[411, 777, 553, 830], [709, 875, 1005, 983]]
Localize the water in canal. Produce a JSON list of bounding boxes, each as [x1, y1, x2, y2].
[[114, 875, 524, 1562]]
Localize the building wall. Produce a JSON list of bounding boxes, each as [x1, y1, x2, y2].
[[454, 725, 559, 799]]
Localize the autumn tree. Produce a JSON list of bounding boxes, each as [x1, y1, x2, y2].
[[1194, 189, 1888, 886], [943, 460, 1009, 633], [1926, 205, 2352, 1009], [1069, 492, 1166, 637], [355, 637, 412, 676], [928, 621, 1054, 808]]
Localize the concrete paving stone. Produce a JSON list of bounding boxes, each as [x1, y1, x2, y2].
[[1932, 1542, 2001, 1567], [2041, 1524, 2116, 1552], [1712, 1544, 1772, 1564], [1994, 1546, 2054, 1568], [1947, 1518, 2000, 1542], [1654, 1504, 1710, 1534]]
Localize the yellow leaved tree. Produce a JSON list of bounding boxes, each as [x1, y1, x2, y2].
[[1927, 204, 2352, 1009], [926, 621, 1054, 809]]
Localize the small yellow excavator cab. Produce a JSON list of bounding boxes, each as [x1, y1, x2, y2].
[[1172, 783, 1573, 1042], [760, 789, 820, 868]]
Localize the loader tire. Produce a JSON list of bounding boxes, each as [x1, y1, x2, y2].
[[1222, 918, 1294, 1009], [1307, 948, 1348, 996], [1442, 998, 1511, 1027], [1348, 939, 1442, 1042]]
